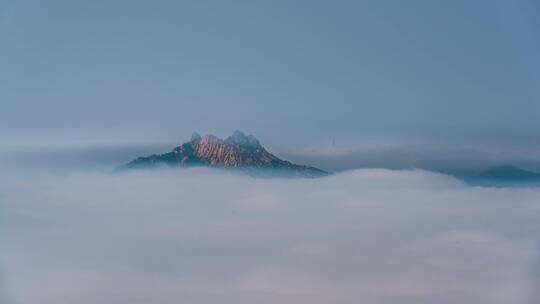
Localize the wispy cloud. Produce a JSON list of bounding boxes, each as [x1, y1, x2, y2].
[[274, 141, 540, 173]]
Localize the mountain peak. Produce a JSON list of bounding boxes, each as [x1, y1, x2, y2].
[[202, 134, 223, 143], [225, 130, 260, 147], [190, 132, 202, 142], [122, 131, 328, 177]]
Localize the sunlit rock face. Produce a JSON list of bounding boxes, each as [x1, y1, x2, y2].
[[122, 131, 328, 177]]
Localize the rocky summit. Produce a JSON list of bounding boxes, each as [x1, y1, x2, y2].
[[122, 131, 328, 177]]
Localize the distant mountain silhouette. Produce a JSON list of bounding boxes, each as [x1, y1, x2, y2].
[[456, 165, 540, 187], [478, 165, 540, 180], [121, 131, 328, 177]]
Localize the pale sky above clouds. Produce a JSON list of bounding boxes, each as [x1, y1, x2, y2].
[[1, 0, 539, 147]]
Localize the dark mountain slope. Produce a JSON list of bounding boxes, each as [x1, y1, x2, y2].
[[455, 165, 540, 187]]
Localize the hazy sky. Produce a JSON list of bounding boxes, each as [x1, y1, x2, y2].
[[1, 0, 539, 146]]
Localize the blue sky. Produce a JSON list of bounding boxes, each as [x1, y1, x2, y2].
[[1, 0, 539, 147]]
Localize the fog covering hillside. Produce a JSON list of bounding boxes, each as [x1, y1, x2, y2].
[[1, 168, 539, 304]]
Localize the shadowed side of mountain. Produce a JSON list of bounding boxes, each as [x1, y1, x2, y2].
[[479, 165, 540, 180], [120, 131, 329, 178], [455, 165, 540, 187]]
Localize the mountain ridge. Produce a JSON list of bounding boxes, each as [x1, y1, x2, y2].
[[478, 165, 540, 180], [453, 165, 540, 187], [121, 131, 328, 177]]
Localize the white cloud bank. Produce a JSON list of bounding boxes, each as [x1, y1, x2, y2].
[[1, 168, 539, 304]]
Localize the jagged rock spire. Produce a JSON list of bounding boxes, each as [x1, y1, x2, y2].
[[225, 130, 260, 147], [190, 132, 202, 142]]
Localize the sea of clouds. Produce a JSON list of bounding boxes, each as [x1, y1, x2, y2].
[[1, 168, 539, 304]]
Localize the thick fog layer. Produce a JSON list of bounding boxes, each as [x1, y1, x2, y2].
[[1, 168, 539, 304]]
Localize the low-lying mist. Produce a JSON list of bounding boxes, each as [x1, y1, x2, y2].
[[1, 168, 539, 304], [3, 140, 540, 174]]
